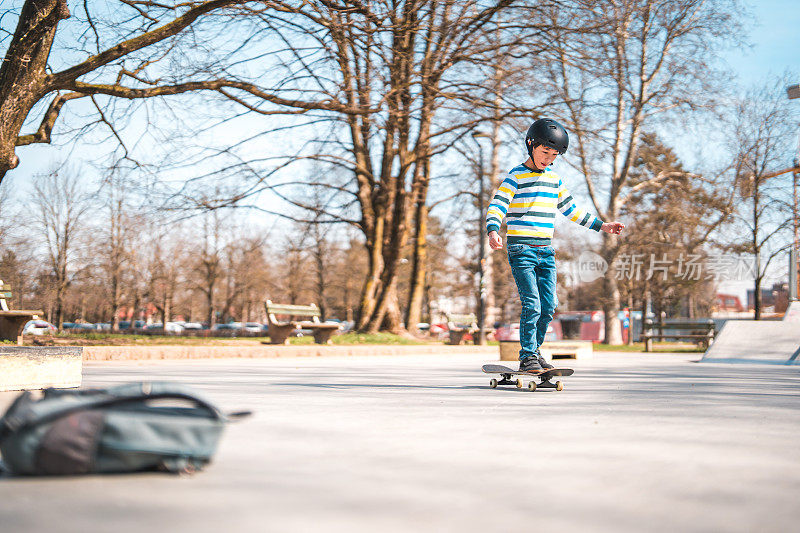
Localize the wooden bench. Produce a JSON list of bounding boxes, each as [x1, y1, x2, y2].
[[641, 319, 716, 352], [446, 313, 478, 345], [264, 300, 340, 345], [0, 281, 43, 345]]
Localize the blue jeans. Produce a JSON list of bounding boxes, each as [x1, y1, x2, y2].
[[507, 244, 558, 360]]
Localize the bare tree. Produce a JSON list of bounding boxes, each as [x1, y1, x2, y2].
[[145, 230, 184, 327], [219, 234, 268, 323], [0, 0, 277, 184], [161, 1, 561, 334], [620, 133, 733, 320], [192, 209, 223, 327], [727, 79, 798, 319], [97, 170, 140, 330], [31, 167, 93, 327], [540, 0, 742, 343]]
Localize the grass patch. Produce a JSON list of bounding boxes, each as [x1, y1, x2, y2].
[[289, 332, 427, 345], [25, 333, 265, 346], [593, 342, 705, 353], [23, 331, 430, 346]]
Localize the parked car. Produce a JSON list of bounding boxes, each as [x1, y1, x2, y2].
[[494, 322, 558, 342], [164, 322, 185, 334], [182, 322, 204, 330], [242, 322, 263, 333], [62, 322, 95, 330], [95, 323, 112, 331], [493, 323, 520, 342], [22, 320, 56, 335], [212, 323, 239, 331], [118, 320, 145, 330]]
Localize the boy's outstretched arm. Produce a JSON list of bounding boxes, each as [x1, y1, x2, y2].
[[557, 179, 625, 235], [556, 178, 604, 232]]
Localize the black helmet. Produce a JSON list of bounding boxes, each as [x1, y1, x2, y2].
[[525, 118, 569, 156]]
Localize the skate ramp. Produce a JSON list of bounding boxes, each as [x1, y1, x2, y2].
[[784, 301, 800, 322], [701, 320, 800, 365]]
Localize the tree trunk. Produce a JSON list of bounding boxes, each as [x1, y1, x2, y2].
[[111, 275, 121, 331], [0, 0, 71, 183], [206, 287, 215, 327], [313, 228, 327, 320], [627, 292, 634, 345], [602, 232, 623, 345], [356, 216, 385, 330], [405, 194, 428, 334], [366, 188, 412, 334], [483, 106, 502, 332], [379, 286, 404, 334], [753, 182, 762, 320]]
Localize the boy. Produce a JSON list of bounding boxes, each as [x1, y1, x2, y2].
[[486, 118, 625, 372]]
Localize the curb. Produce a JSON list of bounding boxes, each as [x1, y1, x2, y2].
[[82, 344, 500, 361]]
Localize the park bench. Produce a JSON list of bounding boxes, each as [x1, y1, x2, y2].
[[0, 280, 43, 345], [641, 318, 716, 352], [264, 300, 340, 345], [446, 313, 479, 345]]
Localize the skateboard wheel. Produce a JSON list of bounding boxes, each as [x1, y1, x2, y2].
[[515, 379, 523, 388], [555, 381, 563, 391], [490, 378, 498, 389], [527, 381, 537, 392]]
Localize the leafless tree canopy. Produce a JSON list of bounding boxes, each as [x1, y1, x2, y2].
[[3, 0, 790, 338]]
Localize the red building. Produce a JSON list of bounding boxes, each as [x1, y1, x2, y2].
[[716, 293, 743, 312]]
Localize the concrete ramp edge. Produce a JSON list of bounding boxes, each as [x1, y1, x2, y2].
[[701, 320, 800, 365]]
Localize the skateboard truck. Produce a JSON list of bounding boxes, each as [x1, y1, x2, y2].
[[483, 364, 572, 392]]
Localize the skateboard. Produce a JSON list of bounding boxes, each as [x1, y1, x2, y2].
[[482, 364, 574, 392]]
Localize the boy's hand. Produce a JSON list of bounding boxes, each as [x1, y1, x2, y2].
[[601, 222, 625, 235], [488, 231, 503, 250]]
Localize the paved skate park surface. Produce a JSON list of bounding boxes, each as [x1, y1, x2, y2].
[[1, 352, 799, 533]]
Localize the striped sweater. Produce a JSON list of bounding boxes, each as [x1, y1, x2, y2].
[[485, 164, 604, 246]]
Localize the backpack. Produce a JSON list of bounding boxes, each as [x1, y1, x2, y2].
[[0, 382, 249, 476]]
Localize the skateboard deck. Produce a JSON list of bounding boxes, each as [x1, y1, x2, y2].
[[482, 364, 574, 391]]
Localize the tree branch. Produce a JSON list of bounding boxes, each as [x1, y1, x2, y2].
[[15, 91, 87, 146], [47, 0, 245, 88]]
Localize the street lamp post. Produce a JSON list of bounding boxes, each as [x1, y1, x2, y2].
[[787, 84, 800, 300], [472, 131, 490, 345]]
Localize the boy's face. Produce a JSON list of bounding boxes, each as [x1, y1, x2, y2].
[[531, 144, 559, 170]]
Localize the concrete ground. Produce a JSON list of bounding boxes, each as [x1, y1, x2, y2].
[[0, 351, 799, 533]]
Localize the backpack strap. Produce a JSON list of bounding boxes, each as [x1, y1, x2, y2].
[[0, 382, 226, 439]]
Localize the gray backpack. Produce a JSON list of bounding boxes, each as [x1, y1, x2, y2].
[[0, 382, 248, 475]]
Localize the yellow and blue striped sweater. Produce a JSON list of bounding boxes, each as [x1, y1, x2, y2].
[[485, 164, 604, 246]]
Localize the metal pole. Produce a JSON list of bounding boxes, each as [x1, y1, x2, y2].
[[792, 159, 799, 301], [788, 84, 800, 300], [472, 132, 489, 345], [478, 168, 487, 345], [790, 248, 798, 302]]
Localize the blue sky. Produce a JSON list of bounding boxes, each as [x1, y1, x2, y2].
[[5, 0, 799, 301], [10, 0, 798, 190], [722, 0, 799, 82], [713, 0, 799, 300]]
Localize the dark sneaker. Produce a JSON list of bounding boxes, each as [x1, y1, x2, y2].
[[519, 356, 544, 373], [536, 353, 554, 370]]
